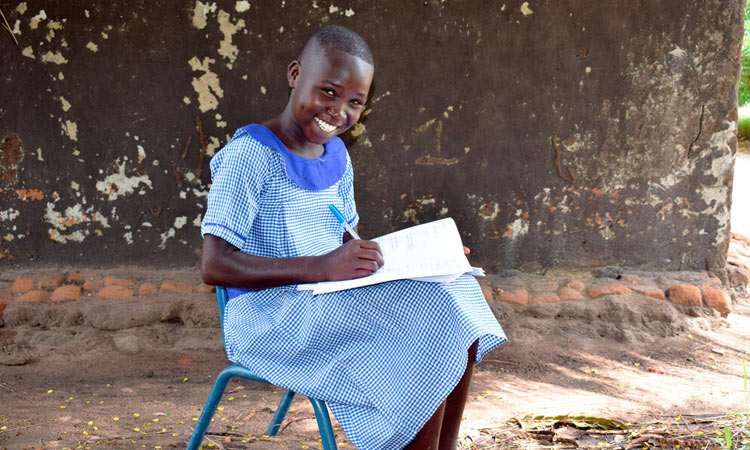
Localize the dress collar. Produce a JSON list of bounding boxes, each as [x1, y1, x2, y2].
[[241, 124, 347, 191]]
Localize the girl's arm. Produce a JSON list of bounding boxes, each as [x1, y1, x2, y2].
[[201, 234, 384, 290]]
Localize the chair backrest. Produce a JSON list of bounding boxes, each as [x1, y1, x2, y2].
[[215, 286, 229, 342]]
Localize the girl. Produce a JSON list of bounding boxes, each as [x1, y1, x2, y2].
[[201, 25, 506, 450]]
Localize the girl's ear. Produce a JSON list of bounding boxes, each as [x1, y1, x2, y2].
[[287, 60, 301, 88]]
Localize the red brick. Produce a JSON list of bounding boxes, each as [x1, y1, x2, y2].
[[0, 300, 8, 319], [701, 277, 723, 288], [621, 275, 644, 286], [565, 280, 585, 290], [138, 282, 159, 296], [632, 286, 666, 300], [557, 287, 585, 302], [480, 284, 494, 302], [701, 286, 732, 316], [97, 285, 135, 299], [160, 280, 194, 294], [51, 285, 82, 302], [65, 271, 82, 283], [83, 278, 104, 291], [12, 277, 34, 294], [505, 277, 526, 288], [38, 274, 64, 290], [104, 276, 136, 287], [667, 283, 702, 307], [17, 290, 49, 303], [529, 292, 560, 305], [495, 288, 528, 306], [197, 284, 216, 293], [587, 282, 631, 298]]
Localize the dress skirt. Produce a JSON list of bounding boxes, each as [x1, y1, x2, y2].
[[223, 274, 507, 450]]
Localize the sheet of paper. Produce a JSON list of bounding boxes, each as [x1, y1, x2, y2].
[[297, 218, 476, 295]]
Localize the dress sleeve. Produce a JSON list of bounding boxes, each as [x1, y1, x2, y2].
[[201, 133, 268, 250], [340, 152, 359, 228]]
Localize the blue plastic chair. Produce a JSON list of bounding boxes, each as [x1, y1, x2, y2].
[[187, 286, 338, 450]]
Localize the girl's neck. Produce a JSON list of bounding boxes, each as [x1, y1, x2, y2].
[[264, 110, 324, 159]]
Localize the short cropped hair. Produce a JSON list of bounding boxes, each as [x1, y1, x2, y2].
[[302, 25, 373, 65]]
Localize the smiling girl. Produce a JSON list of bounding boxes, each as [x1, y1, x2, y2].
[[200, 25, 506, 450]]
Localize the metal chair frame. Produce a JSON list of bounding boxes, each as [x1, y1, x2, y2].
[[187, 286, 337, 449]]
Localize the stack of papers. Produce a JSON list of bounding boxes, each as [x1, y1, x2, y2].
[[298, 217, 484, 295]]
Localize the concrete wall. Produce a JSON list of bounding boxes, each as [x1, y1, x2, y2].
[[0, 1, 743, 271]]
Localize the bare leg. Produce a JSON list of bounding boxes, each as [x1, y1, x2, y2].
[[438, 340, 479, 450], [403, 401, 445, 450]]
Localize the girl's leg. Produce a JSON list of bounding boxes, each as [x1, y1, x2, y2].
[[438, 340, 479, 450], [403, 401, 445, 450]]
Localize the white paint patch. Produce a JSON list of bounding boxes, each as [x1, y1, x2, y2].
[[12, 20, 20, 35], [30, 9, 47, 29], [0, 209, 20, 221], [36, 148, 44, 161], [520, 2, 533, 15], [189, 56, 224, 112], [22, 46, 34, 59], [329, 5, 339, 13], [86, 41, 99, 52], [508, 218, 529, 238], [235, 1, 251, 12], [192, 1, 217, 29], [123, 231, 133, 245], [41, 51, 68, 64], [260, 86, 267, 94], [85, 10, 90, 18], [62, 120, 78, 141], [16, 3, 28, 14], [159, 228, 176, 249], [96, 161, 153, 200], [193, 213, 203, 227], [60, 96, 71, 112], [183, 96, 192, 104], [71, 181, 79, 190], [101, 31, 108, 39], [174, 216, 188, 229], [206, 136, 221, 156], [345, 8, 355, 17], [137, 145, 146, 163], [669, 46, 687, 58], [217, 10, 245, 63]]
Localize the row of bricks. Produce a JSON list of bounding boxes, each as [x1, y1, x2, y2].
[[478, 278, 732, 316]]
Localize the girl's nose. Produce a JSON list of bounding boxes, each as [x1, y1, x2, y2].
[[327, 106, 344, 119]]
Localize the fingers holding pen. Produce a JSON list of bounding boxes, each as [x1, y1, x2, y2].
[[322, 239, 384, 281]]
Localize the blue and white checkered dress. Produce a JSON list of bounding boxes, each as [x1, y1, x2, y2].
[[202, 124, 507, 450]]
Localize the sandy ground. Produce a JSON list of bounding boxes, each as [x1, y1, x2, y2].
[[0, 286, 748, 450]]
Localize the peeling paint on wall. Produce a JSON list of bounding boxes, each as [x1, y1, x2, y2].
[[95, 160, 153, 200], [188, 56, 224, 113], [192, 1, 217, 29], [217, 9, 245, 65]]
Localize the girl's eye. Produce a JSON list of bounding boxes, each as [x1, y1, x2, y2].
[[350, 99, 364, 107], [322, 88, 335, 96]]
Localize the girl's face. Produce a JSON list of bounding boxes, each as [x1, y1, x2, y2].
[[287, 49, 374, 145]]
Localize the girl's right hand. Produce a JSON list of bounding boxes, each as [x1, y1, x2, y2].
[[320, 239, 384, 281]]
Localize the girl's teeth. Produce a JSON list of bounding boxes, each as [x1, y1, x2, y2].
[[314, 116, 337, 132]]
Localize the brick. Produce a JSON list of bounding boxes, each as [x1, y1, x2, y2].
[[504, 277, 526, 288], [495, 288, 528, 306], [565, 280, 585, 290], [104, 276, 136, 287], [0, 300, 8, 319], [138, 282, 160, 296], [587, 282, 631, 298], [38, 274, 64, 290], [97, 285, 135, 299], [529, 292, 560, 305], [197, 284, 216, 293], [83, 278, 104, 291], [12, 276, 34, 294], [701, 286, 732, 316], [729, 266, 750, 288], [632, 286, 666, 300], [65, 271, 82, 283], [621, 275, 644, 286], [480, 284, 494, 302], [51, 285, 82, 302], [17, 290, 49, 303], [667, 283, 702, 307], [160, 280, 194, 294], [557, 287, 585, 302], [701, 277, 723, 288]]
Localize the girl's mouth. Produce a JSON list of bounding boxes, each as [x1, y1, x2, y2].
[[313, 116, 338, 133]]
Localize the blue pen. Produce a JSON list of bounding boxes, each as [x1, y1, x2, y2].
[[329, 204, 361, 240]]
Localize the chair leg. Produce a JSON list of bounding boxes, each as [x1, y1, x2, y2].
[[266, 389, 296, 436], [186, 368, 235, 450], [309, 398, 337, 450]]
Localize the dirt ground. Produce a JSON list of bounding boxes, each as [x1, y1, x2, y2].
[[1, 273, 749, 450]]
